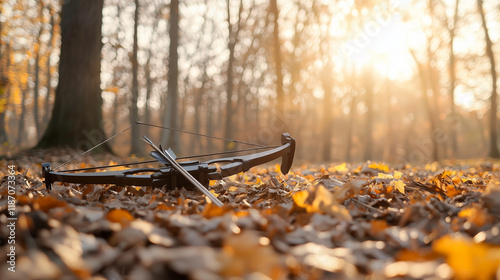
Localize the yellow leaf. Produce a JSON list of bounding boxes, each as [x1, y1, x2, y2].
[[201, 201, 227, 218], [328, 163, 349, 173], [392, 180, 405, 194], [458, 207, 491, 227], [378, 173, 394, 179], [304, 174, 316, 181], [209, 189, 219, 197], [433, 235, 500, 280], [394, 171, 403, 179], [293, 185, 351, 221], [209, 180, 218, 187], [292, 189, 309, 208], [425, 162, 438, 172], [461, 177, 478, 184], [275, 163, 281, 174], [353, 165, 362, 173], [368, 162, 390, 172]]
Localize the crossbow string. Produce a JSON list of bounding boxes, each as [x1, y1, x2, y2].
[[54, 121, 279, 171]]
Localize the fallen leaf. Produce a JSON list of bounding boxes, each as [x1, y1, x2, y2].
[[219, 230, 285, 279], [433, 234, 500, 280], [106, 208, 134, 227]]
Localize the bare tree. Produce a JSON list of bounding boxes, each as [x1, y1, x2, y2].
[[224, 0, 243, 150], [130, 0, 141, 155], [0, 42, 11, 144], [161, 0, 180, 149], [447, 0, 460, 154], [270, 0, 285, 130], [43, 6, 56, 126], [363, 68, 375, 161], [33, 2, 44, 139], [17, 62, 31, 146], [37, 0, 108, 151], [345, 89, 357, 162], [312, 2, 336, 162], [477, 0, 499, 158], [410, 50, 440, 162], [143, 4, 163, 139]]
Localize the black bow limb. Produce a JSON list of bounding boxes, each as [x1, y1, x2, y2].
[[42, 133, 295, 191]]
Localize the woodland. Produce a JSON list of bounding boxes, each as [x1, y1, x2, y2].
[[1, 0, 500, 279]]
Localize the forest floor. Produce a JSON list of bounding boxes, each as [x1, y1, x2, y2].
[[1, 152, 500, 279]]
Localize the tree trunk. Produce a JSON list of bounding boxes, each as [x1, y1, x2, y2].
[[130, 0, 142, 155], [0, 42, 11, 144], [161, 0, 179, 149], [225, 4, 235, 150], [33, 3, 44, 140], [477, 0, 499, 158], [383, 79, 394, 162], [254, 94, 260, 130], [191, 70, 208, 155], [224, 0, 243, 150], [321, 69, 334, 162], [43, 10, 55, 127], [448, 0, 459, 155], [178, 78, 188, 155], [144, 52, 152, 138], [17, 62, 31, 146], [345, 90, 357, 162], [17, 87, 27, 146], [112, 91, 120, 139], [0, 88, 10, 144], [363, 69, 374, 161], [426, 45, 443, 160], [143, 7, 162, 139], [37, 0, 108, 152], [410, 51, 439, 162], [206, 94, 214, 152], [270, 0, 285, 131]]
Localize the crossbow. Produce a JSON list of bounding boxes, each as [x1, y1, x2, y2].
[[42, 127, 295, 205]]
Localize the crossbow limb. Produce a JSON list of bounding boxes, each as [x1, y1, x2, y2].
[[42, 133, 295, 192]]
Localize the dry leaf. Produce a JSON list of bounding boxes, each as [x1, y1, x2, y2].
[[106, 208, 134, 227], [433, 234, 500, 280]]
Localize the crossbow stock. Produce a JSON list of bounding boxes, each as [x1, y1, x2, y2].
[[42, 129, 296, 203]]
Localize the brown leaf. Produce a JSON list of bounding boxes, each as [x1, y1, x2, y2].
[[219, 230, 285, 279], [33, 195, 67, 212], [106, 208, 134, 227]]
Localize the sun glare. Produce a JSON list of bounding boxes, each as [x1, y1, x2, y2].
[[345, 17, 415, 80]]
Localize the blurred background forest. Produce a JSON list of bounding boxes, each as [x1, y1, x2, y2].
[[0, 0, 499, 164]]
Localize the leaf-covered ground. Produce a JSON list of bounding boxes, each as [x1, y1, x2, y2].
[[2, 153, 500, 279]]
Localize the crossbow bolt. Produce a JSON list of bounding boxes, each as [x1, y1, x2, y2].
[[141, 136, 224, 207]]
